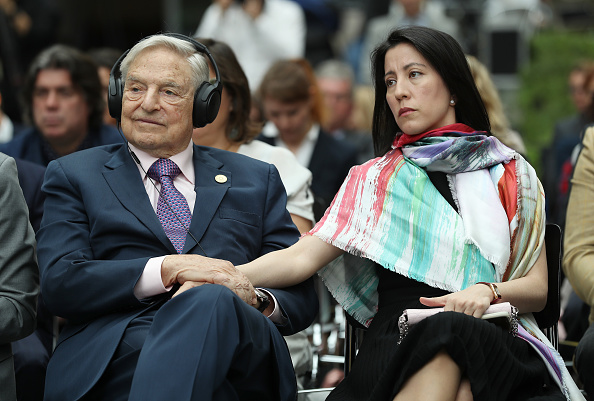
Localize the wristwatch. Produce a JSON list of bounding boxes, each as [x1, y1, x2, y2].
[[254, 288, 270, 312], [477, 282, 502, 303]]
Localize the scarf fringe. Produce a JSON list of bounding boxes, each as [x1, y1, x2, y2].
[[462, 237, 509, 269]]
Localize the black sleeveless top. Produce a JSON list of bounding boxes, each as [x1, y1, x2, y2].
[[375, 171, 457, 307]]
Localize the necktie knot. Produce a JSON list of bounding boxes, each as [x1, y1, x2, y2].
[[147, 158, 181, 182]]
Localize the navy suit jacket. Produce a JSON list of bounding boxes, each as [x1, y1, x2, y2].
[[38, 143, 318, 400]]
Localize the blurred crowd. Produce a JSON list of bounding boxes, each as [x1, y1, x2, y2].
[[2, 0, 594, 399]]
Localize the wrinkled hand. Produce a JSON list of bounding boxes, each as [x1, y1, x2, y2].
[[419, 284, 495, 318], [162, 254, 257, 306]]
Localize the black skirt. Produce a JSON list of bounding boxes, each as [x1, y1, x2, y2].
[[327, 270, 565, 401]]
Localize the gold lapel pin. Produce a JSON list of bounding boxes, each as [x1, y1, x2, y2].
[[215, 174, 228, 184]]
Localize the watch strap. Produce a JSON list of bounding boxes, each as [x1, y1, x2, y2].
[[254, 288, 270, 312]]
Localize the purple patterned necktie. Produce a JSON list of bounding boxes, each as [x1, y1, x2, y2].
[[147, 159, 192, 253]]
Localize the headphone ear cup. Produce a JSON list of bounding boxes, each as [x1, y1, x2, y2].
[[108, 73, 123, 122], [193, 82, 221, 128], [108, 50, 128, 123]]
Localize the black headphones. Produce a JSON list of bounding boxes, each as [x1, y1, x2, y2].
[[108, 33, 222, 128]]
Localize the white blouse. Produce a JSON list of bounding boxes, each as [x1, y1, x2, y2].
[[238, 139, 314, 224]]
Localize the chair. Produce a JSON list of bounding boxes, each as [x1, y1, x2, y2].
[[534, 223, 562, 349], [343, 223, 563, 376], [297, 387, 334, 401]]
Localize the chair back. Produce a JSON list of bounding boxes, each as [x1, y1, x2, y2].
[[533, 223, 562, 349]]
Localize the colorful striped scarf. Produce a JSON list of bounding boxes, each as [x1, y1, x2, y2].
[[311, 124, 545, 325]]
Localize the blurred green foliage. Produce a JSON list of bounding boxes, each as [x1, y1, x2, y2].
[[518, 29, 594, 173]]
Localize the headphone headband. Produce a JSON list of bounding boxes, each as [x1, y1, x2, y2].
[[107, 33, 222, 128]]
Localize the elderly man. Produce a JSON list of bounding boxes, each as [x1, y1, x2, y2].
[[0, 44, 122, 166], [38, 33, 317, 401]]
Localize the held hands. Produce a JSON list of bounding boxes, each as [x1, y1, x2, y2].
[[162, 254, 257, 307], [419, 284, 496, 318]]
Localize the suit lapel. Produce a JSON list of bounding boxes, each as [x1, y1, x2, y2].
[[307, 128, 326, 174], [183, 146, 230, 254], [102, 146, 177, 253]]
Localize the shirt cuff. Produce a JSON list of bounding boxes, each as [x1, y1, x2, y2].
[[134, 256, 172, 299]]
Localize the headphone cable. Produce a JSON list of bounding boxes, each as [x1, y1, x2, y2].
[[117, 124, 208, 257]]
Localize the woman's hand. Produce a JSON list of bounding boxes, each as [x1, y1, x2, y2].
[[419, 284, 496, 318]]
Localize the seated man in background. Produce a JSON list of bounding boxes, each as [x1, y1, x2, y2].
[[0, 44, 122, 166], [315, 59, 374, 165], [38, 33, 317, 401]]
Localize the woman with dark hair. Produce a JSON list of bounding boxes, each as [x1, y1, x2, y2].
[[238, 26, 582, 400], [192, 38, 314, 233]]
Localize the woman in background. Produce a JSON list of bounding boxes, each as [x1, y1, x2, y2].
[[192, 38, 314, 233], [257, 58, 359, 220]]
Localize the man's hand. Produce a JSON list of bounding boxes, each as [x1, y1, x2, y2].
[[162, 254, 257, 306]]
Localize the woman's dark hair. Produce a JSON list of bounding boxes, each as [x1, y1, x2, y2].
[[370, 26, 490, 156], [22, 44, 104, 131], [194, 37, 262, 144]]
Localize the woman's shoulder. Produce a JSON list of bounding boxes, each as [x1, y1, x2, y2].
[[239, 139, 291, 160]]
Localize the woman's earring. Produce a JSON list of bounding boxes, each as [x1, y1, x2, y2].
[[450, 99, 455, 105]]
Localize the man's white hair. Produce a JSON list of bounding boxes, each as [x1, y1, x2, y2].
[[120, 34, 209, 91]]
